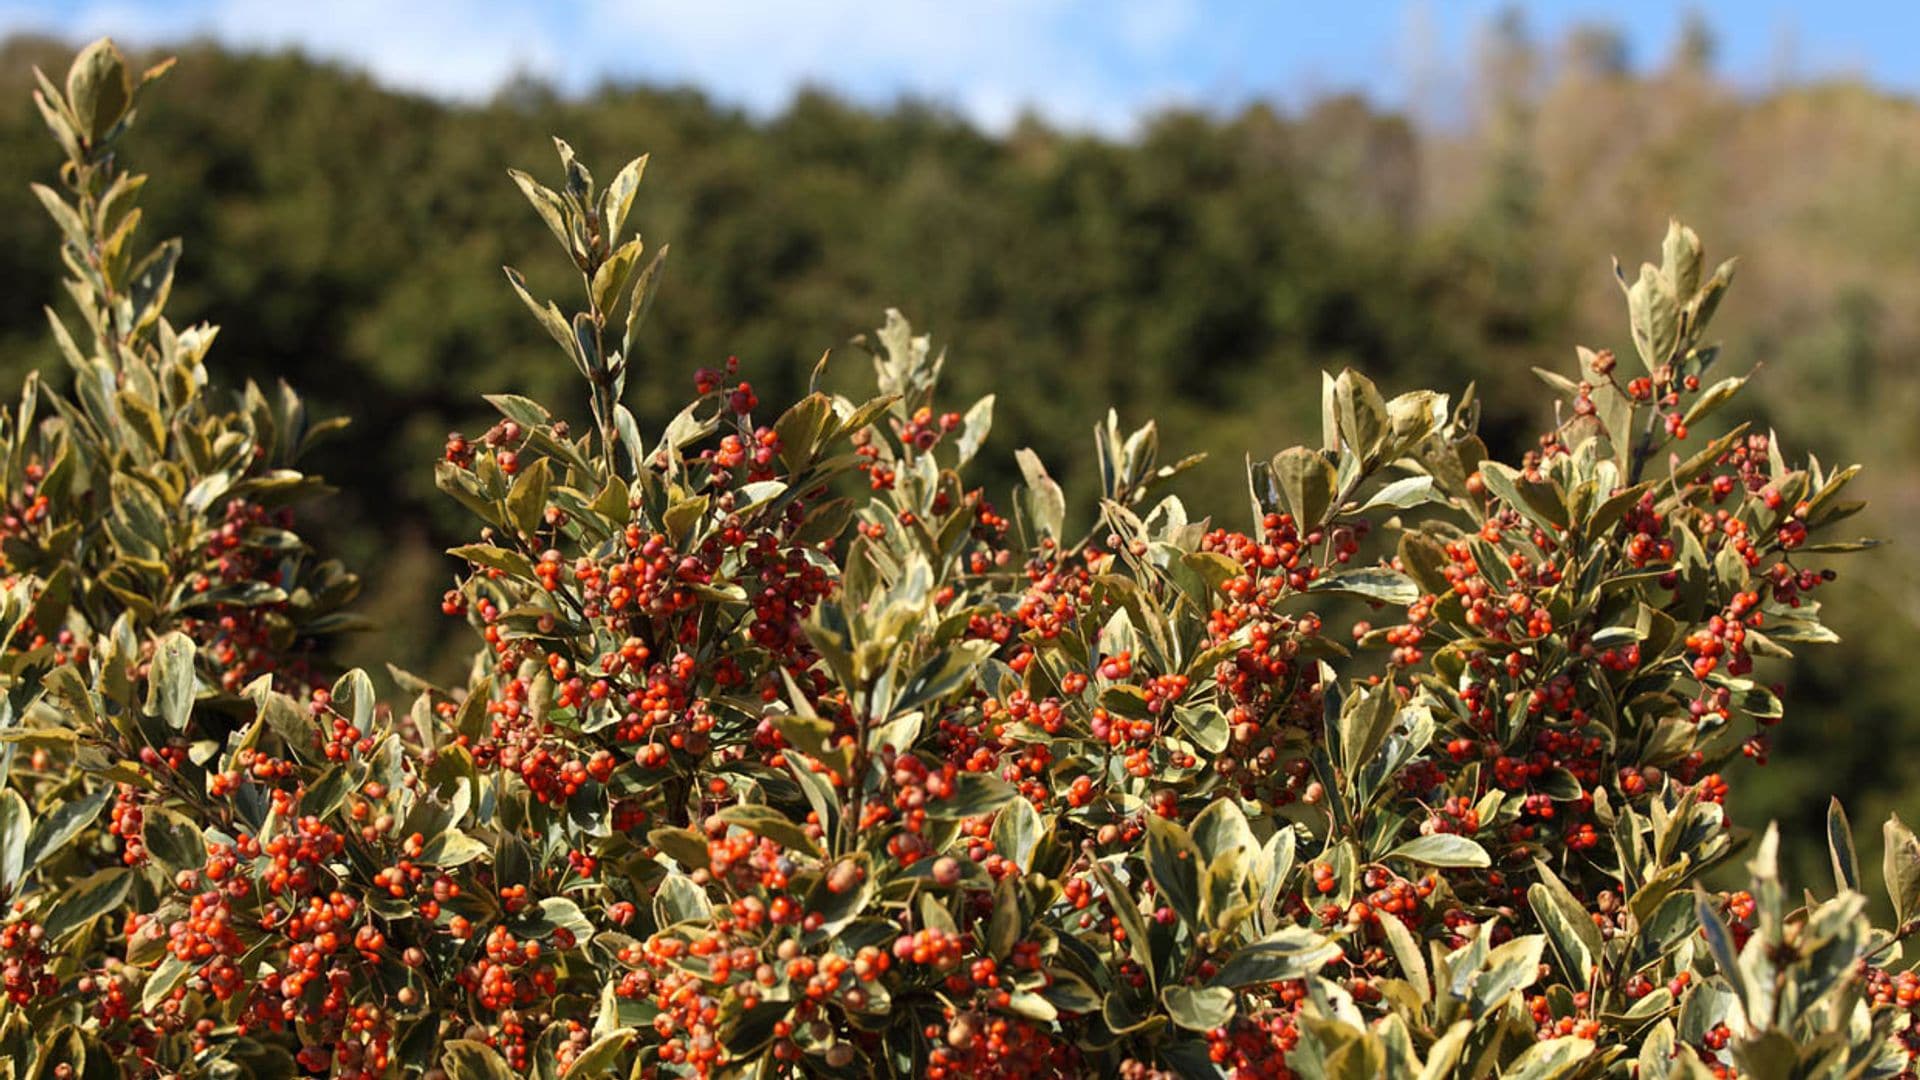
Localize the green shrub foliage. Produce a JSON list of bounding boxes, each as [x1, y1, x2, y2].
[[0, 40, 1913, 1080]]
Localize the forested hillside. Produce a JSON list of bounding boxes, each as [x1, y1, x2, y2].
[[3, 25, 1916, 885]]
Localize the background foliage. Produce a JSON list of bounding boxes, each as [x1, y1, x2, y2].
[[1, 20, 1915, 892]]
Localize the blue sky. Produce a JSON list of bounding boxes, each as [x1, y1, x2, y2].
[[3, 1, 1916, 134]]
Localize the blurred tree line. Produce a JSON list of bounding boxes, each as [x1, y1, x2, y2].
[[3, 18, 1917, 885]]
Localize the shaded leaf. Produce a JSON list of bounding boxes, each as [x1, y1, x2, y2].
[[43, 866, 132, 941]]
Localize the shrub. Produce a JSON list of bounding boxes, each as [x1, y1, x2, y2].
[[0, 39, 1913, 1080]]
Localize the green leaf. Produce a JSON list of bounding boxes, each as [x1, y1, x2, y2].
[[486, 393, 553, 431], [1189, 798, 1256, 867], [1171, 704, 1230, 755], [146, 631, 196, 729], [622, 245, 670, 358], [66, 37, 132, 142], [591, 237, 642, 315], [1528, 862, 1600, 987], [1477, 461, 1566, 532], [1378, 910, 1429, 1003], [1333, 369, 1390, 465], [773, 394, 833, 475], [0, 789, 27, 892], [42, 866, 132, 942], [1210, 927, 1342, 987], [1309, 568, 1419, 606], [1161, 984, 1236, 1031], [1181, 551, 1247, 594], [800, 856, 871, 939], [648, 826, 709, 871], [332, 668, 377, 734], [1336, 684, 1399, 780], [502, 267, 578, 362], [1628, 261, 1680, 371], [448, 544, 537, 579], [1385, 390, 1447, 459], [506, 455, 552, 536], [987, 874, 1021, 959], [140, 806, 206, 875], [523, 897, 595, 948], [1419, 1022, 1474, 1080], [1883, 813, 1920, 927], [1203, 848, 1252, 934], [421, 830, 490, 867], [300, 764, 355, 819], [1682, 375, 1745, 429], [1662, 219, 1703, 299], [442, 1038, 517, 1080], [1397, 531, 1451, 596], [31, 184, 88, 249], [1144, 813, 1203, 928], [1357, 475, 1440, 513], [1532, 365, 1580, 398], [1040, 970, 1103, 1015], [25, 1024, 95, 1080], [955, 394, 995, 466], [1015, 448, 1065, 542], [141, 954, 191, 1011], [893, 639, 998, 715], [600, 153, 648, 240], [1387, 834, 1490, 869], [1694, 889, 1750, 1012], [507, 169, 575, 257], [662, 494, 708, 548], [1005, 989, 1057, 1022], [716, 804, 823, 858], [992, 795, 1045, 873], [722, 999, 791, 1057], [1256, 829, 1297, 924], [655, 871, 709, 926], [1469, 934, 1545, 1019], [1502, 1036, 1595, 1080], [1272, 446, 1339, 527], [1091, 859, 1154, 981], [1828, 798, 1860, 895], [563, 1028, 634, 1078], [925, 772, 1019, 820]]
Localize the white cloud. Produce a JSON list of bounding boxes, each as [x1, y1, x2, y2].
[[7, 0, 564, 101], [1, 0, 1230, 134], [209, 0, 562, 100], [582, 0, 1161, 133]]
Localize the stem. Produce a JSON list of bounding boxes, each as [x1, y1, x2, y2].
[[578, 253, 624, 479], [1860, 918, 1918, 967], [1627, 400, 1661, 486], [665, 774, 693, 828], [842, 696, 874, 858]]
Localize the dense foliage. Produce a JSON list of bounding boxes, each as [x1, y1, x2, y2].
[[2, 40, 1915, 1080], [5, 29, 1920, 876]]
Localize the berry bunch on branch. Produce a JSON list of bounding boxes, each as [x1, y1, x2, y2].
[[0, 38, 1913, 1080]]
